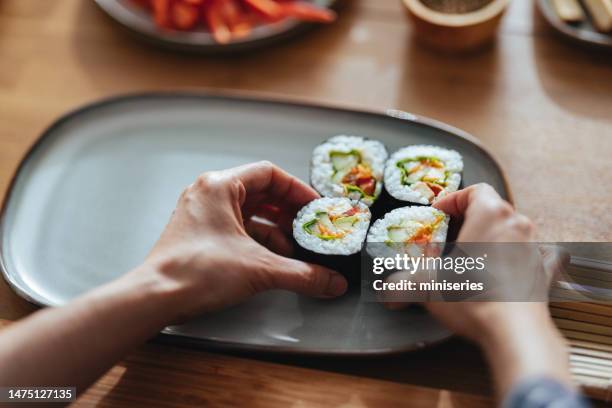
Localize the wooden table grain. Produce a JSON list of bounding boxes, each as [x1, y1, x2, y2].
[[0, 0, 610, 406]]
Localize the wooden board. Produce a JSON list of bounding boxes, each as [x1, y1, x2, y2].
[[0, 319, 492, 408]]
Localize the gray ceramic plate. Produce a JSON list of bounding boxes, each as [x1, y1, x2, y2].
[[537, 0, 612, 49], [95, 0, 337, 53], [0, 93, 511, 355]]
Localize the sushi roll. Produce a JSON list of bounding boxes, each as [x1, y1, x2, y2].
[[294, 197, 371, 255], [384, 145, 463, 205], [311, 135, 388, 207], [366, 206, 449, 260], [365, 206, 450, 298], [293, 197, 371, 281]]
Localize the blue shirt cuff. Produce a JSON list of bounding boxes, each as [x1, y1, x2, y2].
[[502, 377, 591, 408]]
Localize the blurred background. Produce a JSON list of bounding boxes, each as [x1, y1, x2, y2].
[[0, 0, 610, 243]]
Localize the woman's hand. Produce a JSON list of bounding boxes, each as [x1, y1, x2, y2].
[[426, 183, 539, 340], [427, 184, 572, 400], [133, 161, 348, 321], [428, 184, 568, 343], [0, 162, 348, 390], [435, 183, 535, 243]]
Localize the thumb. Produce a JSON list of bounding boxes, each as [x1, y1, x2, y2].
[[258, 254, 348, 298], [245, 217, 294, 257], [539, 244, 571, 286]]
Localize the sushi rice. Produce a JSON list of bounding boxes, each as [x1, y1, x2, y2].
[[367, 206, 449, 258], [293, 197, 371, 256], [311, 135, 388, 206], [384, 145, 463, 205]]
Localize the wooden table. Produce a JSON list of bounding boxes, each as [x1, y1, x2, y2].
[[0, 0, 610, 406]]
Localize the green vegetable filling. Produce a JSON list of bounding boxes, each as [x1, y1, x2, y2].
[[302, 211, 360, 240], [396, 156, 449, 186], [344, 184, 375, 200], [330, 150, 362, 175], [329, 150, 377, 200]]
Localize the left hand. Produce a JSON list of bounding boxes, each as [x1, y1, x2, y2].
[[130, 161, 348, 322], [0, 162, 348, 391]]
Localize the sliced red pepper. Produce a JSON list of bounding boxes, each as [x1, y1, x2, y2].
[[218, 0, 242, 27], [151, 0, 172, 28], [243, 0, 283, 20], [130, 0, 151, 9], [356, 175, 374, 184], [146, 0, 335, 35], [230, 18, 254, 39], [358, 179, 376, 196], [343, 207, 359, 217], [205, 0, 232, 43], [172, 1, 200, 30], [425, 182, 444, 197], [278, 2, 336, 23]]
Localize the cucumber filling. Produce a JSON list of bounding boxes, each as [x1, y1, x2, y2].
[[330, 150, 377, 199], [385, 215, 445, 245], [303, 210, 361, 240], [396, 156, 450, 198]]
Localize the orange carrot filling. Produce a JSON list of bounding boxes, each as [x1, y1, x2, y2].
[[406, 216, 445, 244], [303, 207, 364, 240], [341, 164, 377, 196], [425, 182, 444, 197]]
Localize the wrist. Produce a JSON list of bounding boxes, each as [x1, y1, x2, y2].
[[115, 261, 188, 325], [477, 303, 572, 400]]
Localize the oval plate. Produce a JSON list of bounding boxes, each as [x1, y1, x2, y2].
[[0, 93, 511, 355], [537, 0, 612, 50], [95, 0, 337, 53]]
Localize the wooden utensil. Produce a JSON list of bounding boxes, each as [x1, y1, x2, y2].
[[537, 0, 612, 49], [552, 0, 585, 22], [582, 0, 612, 32]]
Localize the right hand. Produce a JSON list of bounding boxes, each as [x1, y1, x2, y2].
[[436, 183, 534, 243], [426, 183, 567, 343], [428, 184, 572, 399]]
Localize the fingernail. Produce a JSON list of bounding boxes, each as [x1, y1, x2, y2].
[[325, 274, 348, 296]]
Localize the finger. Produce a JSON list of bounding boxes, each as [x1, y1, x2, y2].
[[244, 201, 298, 235], [539, 245, 571, 284], [241, 193, 268, 219], [258, 255, 348, 298], [252, 204, 299, 234], [433, 183, 503, 218], [377, 270, 422, 306], [229, 161, 319, 207], [245, 218, 294, 257], [253, 203, 283, 223], [509, 213, 536, 240], [250, 203, 287, 228], [243, 198, 282, 225]]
